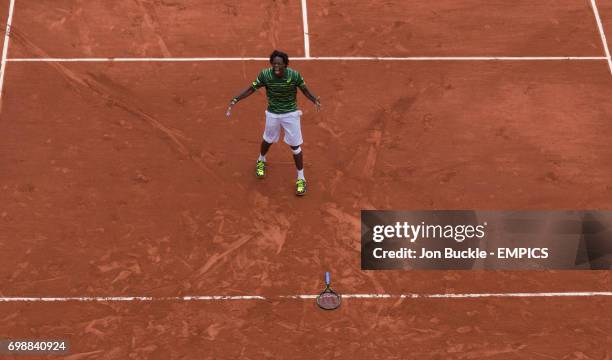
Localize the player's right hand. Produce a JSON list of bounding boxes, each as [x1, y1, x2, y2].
[[227, 98, 238, 117]]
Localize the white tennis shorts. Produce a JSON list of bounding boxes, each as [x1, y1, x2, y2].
[[262, 110, 303, 146]]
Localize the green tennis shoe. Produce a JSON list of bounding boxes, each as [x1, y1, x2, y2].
[[295, 179, 307, 196], [255, 160, 266, 178]]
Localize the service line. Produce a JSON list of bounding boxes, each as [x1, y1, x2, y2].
[[5, 56, 607, 62]]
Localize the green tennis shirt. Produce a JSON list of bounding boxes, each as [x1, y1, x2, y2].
[[251, 67, 306, 114]]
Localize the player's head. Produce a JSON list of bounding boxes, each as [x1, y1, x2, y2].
[[269, 50, 289, 77]]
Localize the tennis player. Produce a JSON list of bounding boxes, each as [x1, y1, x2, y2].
[[227, 50, 321, 196]]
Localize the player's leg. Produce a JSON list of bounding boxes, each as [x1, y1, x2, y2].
[[281, 111, 306, 195], [290, 144, 304, 177], [258, 111, 281, 178], [290, 144, 306, 196], [260, 140, 273, 158], [256, 140, 272, 178]]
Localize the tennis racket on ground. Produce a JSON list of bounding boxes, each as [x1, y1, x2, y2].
[[316, 272, 341, 310]]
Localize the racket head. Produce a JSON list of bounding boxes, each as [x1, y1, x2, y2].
[[316, 287, 341, 310]]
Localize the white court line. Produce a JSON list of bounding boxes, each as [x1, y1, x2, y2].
[[5, 56, 607, 62], [1, 292, 611, 302], [302, 56, 607, 61], [589, 0, 612, 76], [7, 57, 269, 62], [301, 0, 311, 58], [0, 0, 16, 102], [421, 292, 612, 298], [182, 295, 266, 301], [285, 292, 612, 299], [0, 296, 267, 302]]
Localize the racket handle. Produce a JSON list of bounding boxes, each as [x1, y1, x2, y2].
[[325, 271, 330, 286]]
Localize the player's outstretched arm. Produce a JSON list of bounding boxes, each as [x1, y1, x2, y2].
[[299, 85, 321, 112], [227, 87, 256, 117]]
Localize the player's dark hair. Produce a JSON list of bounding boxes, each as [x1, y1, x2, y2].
[[269, 50, 289, 65]]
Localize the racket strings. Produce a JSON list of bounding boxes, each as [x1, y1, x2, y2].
[[317, 292, 341, 310]]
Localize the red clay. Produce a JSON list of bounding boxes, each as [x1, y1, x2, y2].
[[1, 1, 611, 359], [309, 0, 604, 57], [9, 0, 304, 58], [596, 0, 612, 52], [1, 298, 612, 359], [0, 1, 7, 53], [1, 60, 611, 296]]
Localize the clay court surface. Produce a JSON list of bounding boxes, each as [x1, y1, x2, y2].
[[1, 0, 612, 359]]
